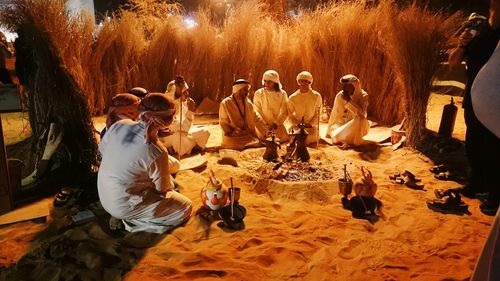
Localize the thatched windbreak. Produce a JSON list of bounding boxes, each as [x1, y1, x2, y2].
[[0, 0, 98, 171], [1, 0, 458, 147], [380, 2, 459, 146]]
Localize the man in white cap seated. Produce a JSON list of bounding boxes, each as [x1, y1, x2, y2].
[[326, 74, 370, 149], [219, 79, 267, 150], [253, 70, 289, 142], [287, 71, 322, 145], [160, 76, 210, 157]]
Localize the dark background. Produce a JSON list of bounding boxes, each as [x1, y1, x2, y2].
[[93, 0, 491, 22]]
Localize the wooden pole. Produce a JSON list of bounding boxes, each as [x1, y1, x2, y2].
[[0, 114, 13, 214]]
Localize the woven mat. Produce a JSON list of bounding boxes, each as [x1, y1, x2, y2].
[[179, 154, 207, 171]]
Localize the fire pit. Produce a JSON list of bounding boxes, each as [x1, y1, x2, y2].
[[253, 160, 336, 182]]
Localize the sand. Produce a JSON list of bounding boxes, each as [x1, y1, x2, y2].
[[0, 94, 494, 281]]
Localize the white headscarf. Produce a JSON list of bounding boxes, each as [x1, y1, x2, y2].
[[296, 71, 313, 84], [232, 80, 251, 94], [262, 70, 282, 90], [340, 74, 365, 101], [165, 79, 189, 100]]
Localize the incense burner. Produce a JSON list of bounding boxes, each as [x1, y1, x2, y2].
[[200, 176, 228, 211]]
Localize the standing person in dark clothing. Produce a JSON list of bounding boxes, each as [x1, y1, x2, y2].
[[0, 32, 13, 84], [448, 3, 500, 204], [470, 0, 500, 216], [13, 28, 34, 86]]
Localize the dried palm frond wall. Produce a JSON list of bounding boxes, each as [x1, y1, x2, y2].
[[1, 0, 98, 170], [0, 0, 459, 147]]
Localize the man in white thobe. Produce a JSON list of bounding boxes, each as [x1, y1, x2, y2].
[[287, 71, 322, 145], [253, 70, 289, 142], [160, 77, 210, 157], [98, 93, 192, 233], [219, 79, 267, 150], [326, 74, 370, 149]]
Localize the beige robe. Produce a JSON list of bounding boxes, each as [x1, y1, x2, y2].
[[219, 95, 266, 150], [253, 88, 289, 142], [287, 89, 322, 144], [327, 84, 369, 146]]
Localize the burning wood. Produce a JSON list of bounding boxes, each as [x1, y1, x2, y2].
[[284, 118, 310, 162], [255, 160, 335, 182]]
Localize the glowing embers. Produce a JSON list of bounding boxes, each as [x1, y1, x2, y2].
[[256, 160, 335, 182]]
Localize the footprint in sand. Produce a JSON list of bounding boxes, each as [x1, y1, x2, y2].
[[315, 236, 336, 245], [338, 239, 363, 259], [184, 269, 227, 278], [256, 254, 275, 267], [272, 203, 282, 211], [338, 239, 385, 260], [240, 238, 263, 250]]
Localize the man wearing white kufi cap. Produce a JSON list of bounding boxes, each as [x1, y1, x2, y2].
[[219, 79, 267, 150], [326, 74, 370, 149], [253, 70, 289, 142], [287, 71, 322, 145], [160, 76, 210, 157]]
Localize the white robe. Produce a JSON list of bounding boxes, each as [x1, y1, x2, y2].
[[253, 88, 289, 142], [160, 98, 210, 156], [98, 119, 192, 233], [327, 89, 369, 146], [472, 42, 500, 138], [287, 89, 322, 144]]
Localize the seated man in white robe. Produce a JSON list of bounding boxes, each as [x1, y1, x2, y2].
[[287, 71, 322, 145], [253, 70, 289, 142], [98, 93, 192, 233], [160, 76, 210, 157], [219, 79, 267, 150], [326, 74, 370, 149]]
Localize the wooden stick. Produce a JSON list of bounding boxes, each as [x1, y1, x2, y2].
[[178, 96, 182, 160], [230, 177, 235, 220], [317, 106, 320, 147]]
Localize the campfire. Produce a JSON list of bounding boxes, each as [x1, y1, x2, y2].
[[253, 160, 336, 182]]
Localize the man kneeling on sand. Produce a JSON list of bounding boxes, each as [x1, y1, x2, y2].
[[219, 79, 267, 150], [98, 93, 192, 233]]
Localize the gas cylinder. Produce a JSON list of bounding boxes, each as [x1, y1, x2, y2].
[[438, 98, 458, 138]]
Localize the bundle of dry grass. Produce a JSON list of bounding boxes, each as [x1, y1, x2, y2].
[[0, 0, 459, 147], [0, 0, 98, 170], [380, 2, 459, 146]]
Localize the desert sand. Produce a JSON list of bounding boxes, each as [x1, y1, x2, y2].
[[0, 93, 494, 281]]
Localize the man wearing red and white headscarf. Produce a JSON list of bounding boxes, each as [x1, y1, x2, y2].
[[219, 79, 267, 150], [253, 70, 289, 142], [102, 93, 141, 137], [287, 71, 322, 145], [160, 76, 210, 156], [326, 74, 370, 149], [98, 93, 192, 233]]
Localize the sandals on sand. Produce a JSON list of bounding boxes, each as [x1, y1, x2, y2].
[[53, 187, 73, 207], [389, 170, 424, 190], [429, 164, 448, 174], [405, 181, 425, 190], [427, 189, 469, 215], [434, 171, 466, 182]]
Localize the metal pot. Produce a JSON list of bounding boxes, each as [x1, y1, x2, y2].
[[338, 178, 353, 197]]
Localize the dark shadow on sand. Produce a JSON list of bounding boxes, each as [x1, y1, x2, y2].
[[415, 130, 469, 184], [2, 139, 173, 280]]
